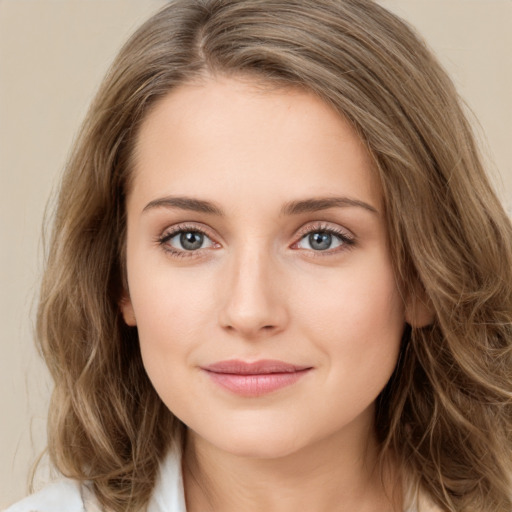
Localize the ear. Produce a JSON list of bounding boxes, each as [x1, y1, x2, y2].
[[119, 292, 137, 326], [405, 291, 435, 328]]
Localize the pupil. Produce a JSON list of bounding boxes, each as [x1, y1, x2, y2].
[[180, 232, 203, 250], [309, 232, 332, 250]]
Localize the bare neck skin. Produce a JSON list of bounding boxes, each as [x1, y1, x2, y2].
[[182, 408, 401, 512]]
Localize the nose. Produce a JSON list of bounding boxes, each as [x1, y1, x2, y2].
[[218, 246, 289, 339]]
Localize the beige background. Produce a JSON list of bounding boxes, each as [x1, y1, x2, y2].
[[1, 0, 511, 507]]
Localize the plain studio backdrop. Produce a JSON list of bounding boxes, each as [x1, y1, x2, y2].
[[0, 0, 511, 507]]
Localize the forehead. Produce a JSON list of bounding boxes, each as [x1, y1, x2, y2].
[[129, 76, 381, 213]]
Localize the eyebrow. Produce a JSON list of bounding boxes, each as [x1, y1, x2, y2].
[[142, 195, 379, 216], [281, 197, 378, 216], [143, 196, 224, 215]]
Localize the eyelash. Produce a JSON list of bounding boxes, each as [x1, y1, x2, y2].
[[156, 222, 356, 259], [156, 223, 217, 260], [293, 223, 356, 256]]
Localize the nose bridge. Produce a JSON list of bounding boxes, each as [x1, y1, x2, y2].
[[218, 239, 287, 337]]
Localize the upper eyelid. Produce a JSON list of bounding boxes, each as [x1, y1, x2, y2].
[[161, 222, 216, 238], [294, 221, 355, 240], [160, 220, 353, 236], [157, 223, 219, 252], [158, 220, 355, 248]]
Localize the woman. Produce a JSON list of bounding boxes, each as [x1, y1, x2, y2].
[[6, 0, 512, 511]]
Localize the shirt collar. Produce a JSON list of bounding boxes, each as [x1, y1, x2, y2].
[[147, 446, 187, 512]]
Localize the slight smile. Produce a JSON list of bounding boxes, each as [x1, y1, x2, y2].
[[201, 360, 313, 397]]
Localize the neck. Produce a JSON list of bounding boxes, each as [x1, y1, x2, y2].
[[182, 423, 402, 512]]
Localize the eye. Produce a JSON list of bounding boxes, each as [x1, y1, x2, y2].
[[297, 231, 342, 251], [294, 225, 355, 253], [159, 227, 217, 254]]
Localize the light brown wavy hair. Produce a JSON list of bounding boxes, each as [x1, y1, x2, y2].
[[36, 0, 512, 510]]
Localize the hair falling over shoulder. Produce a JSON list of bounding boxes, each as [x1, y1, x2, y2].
[[36, 1, 512, 510]]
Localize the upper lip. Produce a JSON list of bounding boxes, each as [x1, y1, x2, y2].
[[202, 359, 312, 375]]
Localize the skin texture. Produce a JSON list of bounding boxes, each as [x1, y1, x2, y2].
[[121, 76, 418, 511]]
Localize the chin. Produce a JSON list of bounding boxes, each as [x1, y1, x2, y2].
[[197, 420, 311, 460], [219, 438, 303, 460]]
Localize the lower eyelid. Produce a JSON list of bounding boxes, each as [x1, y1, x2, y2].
[[294, 237, 353, 251], [157, 224, 354, 256]]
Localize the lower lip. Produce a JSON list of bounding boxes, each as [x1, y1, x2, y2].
[[204, 369, 311, 397]]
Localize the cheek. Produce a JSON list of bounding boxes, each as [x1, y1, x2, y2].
[[130, 277, 214, 420], [292, 258, 405, 381], [296, 258, 403, 328], [127, 264, 217, 380]]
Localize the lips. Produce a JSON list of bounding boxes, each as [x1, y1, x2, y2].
[[201, 359, 312, 396], [204, 359, 311, 374]]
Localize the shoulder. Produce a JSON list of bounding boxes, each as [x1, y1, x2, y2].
[[5, 446, 184, 512], [3, 479, 97, 512], [4, 447, 185, 512], [404, 492, 445, 512]]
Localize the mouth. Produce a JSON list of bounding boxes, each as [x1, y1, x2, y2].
[[201, 359, 313, 397]]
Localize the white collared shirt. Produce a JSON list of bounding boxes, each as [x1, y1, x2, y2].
[[3, 449, 186, 512], [4, 449, 437, 512]]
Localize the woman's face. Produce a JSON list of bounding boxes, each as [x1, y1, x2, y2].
[[121, 76, 407, 458]]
